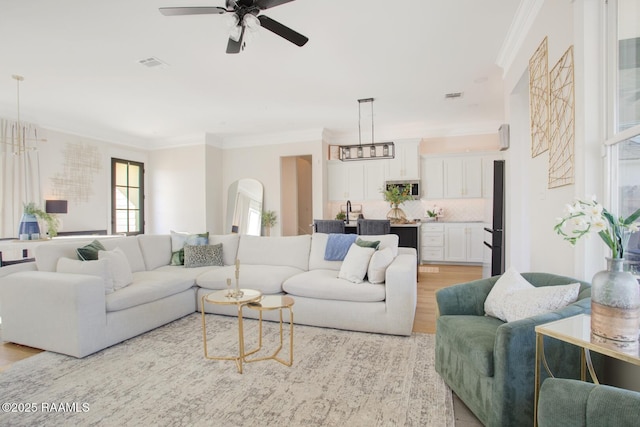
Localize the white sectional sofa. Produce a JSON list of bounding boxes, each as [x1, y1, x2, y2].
[[0, 232, 417, 358]]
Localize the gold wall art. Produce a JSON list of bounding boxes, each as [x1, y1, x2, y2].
[[50, 142, 102, 203], [548, 46, 575, 189], [529, 37, 549, 157]]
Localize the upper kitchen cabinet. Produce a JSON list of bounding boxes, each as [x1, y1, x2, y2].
[[327, 161, 364, 201], [386, 140, 420, 180], [420, 157, 444, 199], [363, 161, 386, 201], [443, 156, 482, 198]]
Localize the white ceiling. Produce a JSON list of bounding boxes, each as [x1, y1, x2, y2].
[[0, 0, 521, 149]]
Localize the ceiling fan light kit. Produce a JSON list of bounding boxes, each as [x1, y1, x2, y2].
[[339, 98, 395, 162], [160, 0, 308, 54]]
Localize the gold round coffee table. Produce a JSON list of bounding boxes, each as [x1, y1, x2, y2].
[[200, 289, 262, 374], [244, 295, 295, 367]]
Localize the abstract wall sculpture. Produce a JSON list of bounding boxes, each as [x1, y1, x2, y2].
[[50, 142, 102, 203], [548, 46, 575, 189], [529, 37, 550, 158]]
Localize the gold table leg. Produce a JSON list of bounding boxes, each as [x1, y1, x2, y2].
[[244, 306, 294, 366], [201, 295, 249, 374]]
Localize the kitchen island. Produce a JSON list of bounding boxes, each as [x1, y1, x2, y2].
[[344, 222, 421, 262]]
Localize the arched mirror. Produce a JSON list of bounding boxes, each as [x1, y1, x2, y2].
[[226, 179, 263, 236]]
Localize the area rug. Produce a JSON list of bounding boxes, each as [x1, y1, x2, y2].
[[0, 314, 454, 426]]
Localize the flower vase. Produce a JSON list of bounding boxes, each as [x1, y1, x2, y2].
[[18, 213, 40, 240], [386, 206, 407, 224], [590, 257, 640, 351]]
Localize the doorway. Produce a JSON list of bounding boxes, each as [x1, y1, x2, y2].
[[280, 155, 312, 236]]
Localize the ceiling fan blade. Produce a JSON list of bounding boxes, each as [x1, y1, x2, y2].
[[254, 0, 295, 10], [226, 26, 245, 54], [159, 7, 228, 16], [257, 15, 308, 47]]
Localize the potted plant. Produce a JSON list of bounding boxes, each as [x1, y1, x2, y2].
[[261, 210, 277, 236], [21, 202, 59, 239], [335, 211, 346, 221], [381, 184, 414, 223]]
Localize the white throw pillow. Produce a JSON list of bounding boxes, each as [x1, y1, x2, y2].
[[367, 247, 394, 284], [338, 244, 376, 284], [57, 257, 114, 294], [503, 283, 581, 322], [484, 267, 533, 321], [99, 247, 134, 290]]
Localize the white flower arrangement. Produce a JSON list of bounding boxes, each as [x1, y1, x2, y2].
[[554, 196, 640, 258]]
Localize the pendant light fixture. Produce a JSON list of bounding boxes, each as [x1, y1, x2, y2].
[[339, 98, 394, 161], [1, 75, 46, 155]]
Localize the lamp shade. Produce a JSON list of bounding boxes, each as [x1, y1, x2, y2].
[[45, 200, 68, 214]]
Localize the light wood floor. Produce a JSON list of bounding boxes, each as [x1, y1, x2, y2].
[[0, 264, 484, 424]]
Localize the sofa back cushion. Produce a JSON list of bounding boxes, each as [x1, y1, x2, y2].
[[101, 236, 146, 272], [237, 235, 310, 270], [309, 233, 399, 271], [138, 234, 172, 271], [36, 239, 95, 272], [208, 234, 240, 266]]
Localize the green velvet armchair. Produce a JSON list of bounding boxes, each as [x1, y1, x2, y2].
[[435, 273, 593, 427], [538, 378, 640, 426]]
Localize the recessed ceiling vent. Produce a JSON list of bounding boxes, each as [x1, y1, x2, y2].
[[138, 57, 169, 69], [445, 92, 464, 99]]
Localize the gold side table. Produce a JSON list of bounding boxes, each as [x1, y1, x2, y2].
[[201, 289, 262, 374], [534, 314, 640, 426], [244, 295, 295, 367]]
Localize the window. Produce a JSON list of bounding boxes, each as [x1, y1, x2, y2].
[[112, 158, 144, 235], [606, 0, 640, 273]]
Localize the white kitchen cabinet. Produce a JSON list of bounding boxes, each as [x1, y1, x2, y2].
[[386, 140, 420, 180], [421, 223, 444, 262], [363, 161, 386, 200], [443, 156, 482, 198], [420, 157, 444, 199], [327, 161, 364, 201], [444, 223, 484, 263]]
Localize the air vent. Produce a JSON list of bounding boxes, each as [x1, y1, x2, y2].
[[445, 92, 464, 99], [138, 57, 169, 69]]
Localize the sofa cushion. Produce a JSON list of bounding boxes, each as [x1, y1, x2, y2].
[[99, 248, 134, 290], [137, 234, 172, 271], [309, 233, 399, 271], [208, 234, 240, 266], [57, 257, 114, 293], [101, 236, 147, 273], [237, 235, 310, 271], [197, 265, 303, 295], [437, 314, 503, 377], [338, 244, 376, 284], [153, 264, 223, 280], [105, 271, 195, 312], [283, 269, 386, 302]]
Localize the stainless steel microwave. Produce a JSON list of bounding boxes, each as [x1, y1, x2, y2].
[[385, 180, 420, 200]]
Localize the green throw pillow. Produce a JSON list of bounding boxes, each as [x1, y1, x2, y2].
[[76, 239, 106, 261], [356, 238, 380, 250]]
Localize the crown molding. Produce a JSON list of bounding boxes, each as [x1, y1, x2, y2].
[[496, 0, 545, 76], [218, 128, 324, 149]]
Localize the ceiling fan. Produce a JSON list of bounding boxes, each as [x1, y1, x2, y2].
[[159, 0, 308, 54]]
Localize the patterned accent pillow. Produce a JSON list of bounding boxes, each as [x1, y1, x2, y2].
[[184, 244, 223, 268], [484, 267, 533, 321], [170, 230, 209, 265], [76, 239, 106, 261], [502, 283, 581, 322]]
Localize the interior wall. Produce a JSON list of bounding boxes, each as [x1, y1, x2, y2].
[[147, 144, 207, 234], [280, 156, 298, 236], [205, 143, 223, 234], [420, 133, 500, 154], [36, 127, 148, 235], [297, 155, 313, 235], [222, 139, 323, 237]]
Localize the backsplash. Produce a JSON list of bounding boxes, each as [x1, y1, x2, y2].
[[327, 199, 487, 222]]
